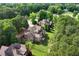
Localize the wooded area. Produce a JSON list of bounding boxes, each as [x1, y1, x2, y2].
[[0, 3, 79, 56]]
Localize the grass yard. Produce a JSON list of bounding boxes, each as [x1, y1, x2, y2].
[[31, 31, 53, 56], [25, 31, 53, 56], [31, 44, 48, 56], [25, 41, 48, 56]]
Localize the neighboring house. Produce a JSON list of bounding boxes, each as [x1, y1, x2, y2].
[[0, 46, 8, 56], [16, 25, 46, 43], [0, 43, 32, 56]]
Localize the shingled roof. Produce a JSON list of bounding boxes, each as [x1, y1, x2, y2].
[[16, 25, 46, 43], [0, 43, 32, 56]]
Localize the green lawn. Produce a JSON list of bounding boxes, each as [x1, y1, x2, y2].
[[31, 44, 48, 56], [32, 32, 53, 56], [25, 31, 53, 56], [47, 32, 53, 40]]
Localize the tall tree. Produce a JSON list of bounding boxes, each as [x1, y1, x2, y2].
[[48, 15, 79, 56]]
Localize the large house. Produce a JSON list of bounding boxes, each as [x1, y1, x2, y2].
[[16, 25, 46, 43]]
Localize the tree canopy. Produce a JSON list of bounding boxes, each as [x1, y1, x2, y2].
[[48, 15, 79, 56]]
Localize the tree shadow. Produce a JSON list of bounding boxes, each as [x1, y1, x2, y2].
[[41, 33, 49, 46], [32, 33, 49, 46]]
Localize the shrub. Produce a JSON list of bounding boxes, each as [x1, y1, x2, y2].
[[38, 10, 53, 21], [38, 10, 48, 21], [29, 12, 37, 24]]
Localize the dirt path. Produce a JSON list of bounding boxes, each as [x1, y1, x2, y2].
[[28, 20, 34, 27]]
